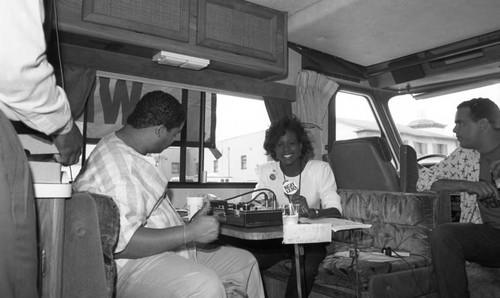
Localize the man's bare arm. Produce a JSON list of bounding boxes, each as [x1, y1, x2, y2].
[[431, 179, 497, 200]]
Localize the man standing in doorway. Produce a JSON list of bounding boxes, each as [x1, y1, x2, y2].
[[0, 1, 83, 296]]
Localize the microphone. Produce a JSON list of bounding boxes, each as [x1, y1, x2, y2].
[[283, 180, 299, 202]]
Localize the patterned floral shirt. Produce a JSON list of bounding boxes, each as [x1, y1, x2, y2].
[[417, 147, 482, 223]]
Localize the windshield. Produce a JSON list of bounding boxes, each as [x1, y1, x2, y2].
[[388, 83, 500, 164]]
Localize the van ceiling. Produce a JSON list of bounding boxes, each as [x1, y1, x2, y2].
[[248, 0, 500, 66], [247, 0, 500, 93]]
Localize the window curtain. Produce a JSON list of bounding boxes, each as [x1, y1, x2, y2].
[[263, 96, 292, 123], [57, 64, 97, 120], [293, 70, 339, 160], [80, 73, 216, 146]]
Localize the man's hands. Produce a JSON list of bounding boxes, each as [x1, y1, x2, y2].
[[187, 199, 220, 243], [469, 181, 498, 200], [52, 122, 82, 166]]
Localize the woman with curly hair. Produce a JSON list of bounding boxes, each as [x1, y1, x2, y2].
[[257, 114, 342, 218], [253, 114, 343, 297]]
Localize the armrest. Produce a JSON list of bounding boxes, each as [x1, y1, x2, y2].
[[62, 192, 119, 298], [434, 190, 452, 225]]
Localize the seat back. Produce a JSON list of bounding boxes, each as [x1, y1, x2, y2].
[[327, 137, 400, 191], [63, 192, 119, 298], [399, 144, 418, 193]]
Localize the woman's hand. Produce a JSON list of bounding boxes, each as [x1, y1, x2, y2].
[[290, 194, 310, 217]]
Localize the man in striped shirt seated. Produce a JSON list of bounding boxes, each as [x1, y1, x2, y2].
[[74, 90, 264, 298]]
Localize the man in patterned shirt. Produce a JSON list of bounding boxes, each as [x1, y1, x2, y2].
[[74, 91, 264, 298], [418, 98, 500, 297], [417, 98, 500, 224]]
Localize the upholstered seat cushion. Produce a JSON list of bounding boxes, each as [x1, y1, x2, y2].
[[263, 189, 438, 295], [315, 241, 430, 292], [62, 192, 119, 298], [333, 189, 438, 258]]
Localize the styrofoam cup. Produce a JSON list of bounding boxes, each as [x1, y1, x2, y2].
[[186, 197, 204, 220]]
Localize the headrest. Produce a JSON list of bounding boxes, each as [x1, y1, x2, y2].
[[334, 137, 392, 161], [328, 137, 400, 191]]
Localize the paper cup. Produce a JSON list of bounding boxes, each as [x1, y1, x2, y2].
[[186, 197, 204, 220], [282, 204, 298, 225]]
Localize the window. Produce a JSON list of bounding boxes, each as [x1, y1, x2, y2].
[[388, 83, 500, 160], [434, 143, 447, 155], [414, 142, 428, 155], [203, 95, 270, 183], [67, 72, 272, 183], [241, 155, 247, 170], [171, 162, 180, 174], [334, 91, 381, 141], [71, 72, 271, 183]]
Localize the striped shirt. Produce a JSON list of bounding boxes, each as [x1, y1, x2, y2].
[[73, 133, 195, 269]]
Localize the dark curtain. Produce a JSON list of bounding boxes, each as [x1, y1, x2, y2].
[[263, 96, 292, 123], [58, 64, 97, 120]]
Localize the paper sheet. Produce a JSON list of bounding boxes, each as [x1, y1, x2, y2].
[[299, 217, 372, 232], [283, 223, 332, 244]]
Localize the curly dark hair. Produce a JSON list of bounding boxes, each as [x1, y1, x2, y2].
[[457, 97, 500, 124], [127, 91, 185, 130], [263, 115, 313, 161]]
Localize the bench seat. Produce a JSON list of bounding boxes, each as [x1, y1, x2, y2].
[[263, 189, 439, 297]]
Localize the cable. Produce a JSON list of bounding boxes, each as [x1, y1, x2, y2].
[[51, 0, 65, 89], [51, 0, 85, 178], [222, 188, 276, 203], [141, 187, 169, 227]]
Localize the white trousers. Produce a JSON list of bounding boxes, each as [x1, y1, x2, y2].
[[117, 245, 264, 298]]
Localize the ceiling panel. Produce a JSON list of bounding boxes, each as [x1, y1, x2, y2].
[[247, 0, 500, 67]]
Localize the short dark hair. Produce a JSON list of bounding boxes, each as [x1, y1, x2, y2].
[[263, 115, 313, 161], [127, 91, 185, 130], [457, 97, 500, 124]]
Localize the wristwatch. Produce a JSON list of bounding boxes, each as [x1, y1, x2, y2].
[[314, 209, 320, 218], [308, 208, 319, 218]]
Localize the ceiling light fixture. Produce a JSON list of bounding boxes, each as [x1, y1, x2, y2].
[[153, 51, 210, 70]]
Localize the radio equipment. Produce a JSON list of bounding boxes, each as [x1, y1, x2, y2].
[[209, 188, 283, 227]]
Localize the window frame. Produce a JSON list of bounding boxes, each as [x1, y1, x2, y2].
[[241, 155, 247, 170], [328, 84, 403, 169]]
